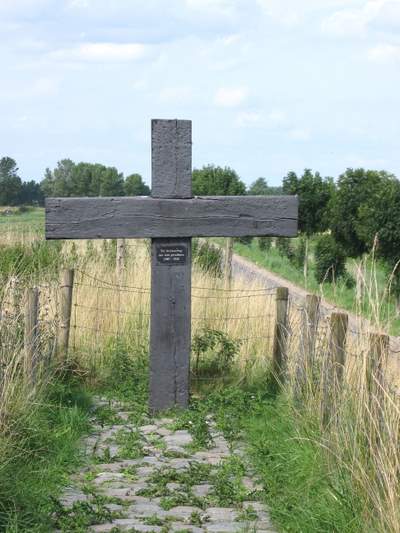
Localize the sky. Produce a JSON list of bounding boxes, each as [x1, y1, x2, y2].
[[1, 0, 399, 187]]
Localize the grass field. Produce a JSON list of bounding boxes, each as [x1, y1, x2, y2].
[[3, 207, 399, 335], [226, 238, 400, 336]]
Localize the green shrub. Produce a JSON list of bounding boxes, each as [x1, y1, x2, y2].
[[0, 241, 62, 280], [292, 236, 307, 269], [193, 240, 223, 277], [314, 234, 347, 283], [258, 237, 272, 251], [234, 236, 253, 245], [276, 237, 295, 263], [192, 327, 240, 377]]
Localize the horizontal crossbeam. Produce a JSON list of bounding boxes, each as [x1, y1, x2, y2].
[[45, 196, 298, 239]]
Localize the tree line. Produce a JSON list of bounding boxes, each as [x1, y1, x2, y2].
[[2, 155, 399, 303]]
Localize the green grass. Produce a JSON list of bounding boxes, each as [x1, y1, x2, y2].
[[229, 238, 400, 335], [0, 207, 44, 235], [0, 334, 381, 532], [0, 378, 92, 532]]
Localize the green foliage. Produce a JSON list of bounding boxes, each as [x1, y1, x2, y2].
[[356, 178, 400, 298], [314, 234, 347, 283], [330, 168, 396, 257], [192, 327, 240, 376], [0, 379, 91, 531], [192, 165, 246, 196], [193, 240, 223, 277], [234, 236, 253, 245], [292, 236, 307, 270], [258, 236, 272, 252], [276, 237, 295, 263], [0, 157, 22, 206], [124, 173, 150, 196], [248, 177, 283, 196], [283, 169, 334, 237], [0, 240, 63, 280], [41, 159, 146, 199]]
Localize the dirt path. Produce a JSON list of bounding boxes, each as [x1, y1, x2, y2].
[[231, 252, 400, 381]]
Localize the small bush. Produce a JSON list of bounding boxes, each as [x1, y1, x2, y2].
[[258, 237, 272, 252], [192, 327, 240, 377], [193, 241, 223, 277], [276, 237, 295, 263], [292, 237, 307, 270], [235, 236, 253, 245], [314, 234, 347, 283]]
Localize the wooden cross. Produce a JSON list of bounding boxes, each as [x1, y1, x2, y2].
[[46, 119, 298, 412]]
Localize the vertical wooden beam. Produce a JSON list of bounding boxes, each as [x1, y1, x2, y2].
[[224, 237, 233, 288], [323, 312, 348, 426], [367, 333, 389, 445], [57, 269, 74, 359], [24, 287, 39, 384], [296, 294, 320, 398], [330, 313, 348, 387], [272, 287, 289, 384], [367, 333, 388, 405], [116, 238, 126, 281], [150, 119, 192, 412]]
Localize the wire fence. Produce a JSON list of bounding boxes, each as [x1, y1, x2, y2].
[[1, 255, 400, 394]]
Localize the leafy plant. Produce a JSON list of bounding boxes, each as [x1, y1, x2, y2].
[[193, 240, 223, 277], [314, 234, 347, 283], [192, 327, 240, 377], [258, 236, 272, 252]]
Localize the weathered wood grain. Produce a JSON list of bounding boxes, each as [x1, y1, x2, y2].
[[45, 196, 298, 239], [149, 237, 191, 412], [151, 119, 192, 199]]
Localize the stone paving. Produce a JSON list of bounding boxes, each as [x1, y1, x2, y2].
[[56, 398, 276, 532]]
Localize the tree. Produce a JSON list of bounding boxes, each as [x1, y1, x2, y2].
[[40, 159, 76, 197], [248, 177, 283, 195], [19, 180, 44, 205], [329, 168, 393, 258], [99, 166, 124, 196], [0, 157, 22, 206], [192, 165, 246, 196], [283, 169, 334, 281], [124, 173, 150, 196], [356, 176, 400, 311], [41, 160, 126, 197]]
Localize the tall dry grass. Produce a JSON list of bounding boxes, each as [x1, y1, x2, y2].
[[0, 234, 399, 531]]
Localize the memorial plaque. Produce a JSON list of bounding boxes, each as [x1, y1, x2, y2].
[[156, 244, 187, 265]]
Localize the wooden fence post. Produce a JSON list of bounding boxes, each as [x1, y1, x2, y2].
[[272, 287, 289, 384], [57, 269, 74, 359], [322, 312, 348, 426], [330, 313, 348, 387], [295, 294, 321, 398], [116, 238, 126, 281], [24, 287, 39, 384], [367, 333, 389, 446], [367, 333, 388, 406], [224, 237, 233, 288]]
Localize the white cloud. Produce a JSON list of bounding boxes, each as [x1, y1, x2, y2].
[[268, 109, 287, 124], [257, 0, 355, 28], [50, 42, 147, 63], [0, 0, 50, 12], [368, 43, 400, 62], [214, 87, 247, 107], [288, 128, 311, 141], [321, 0, 399, 37], [185, 0, 235, 15], [159, 86, 194, 104], [235, 111, 261, 127]]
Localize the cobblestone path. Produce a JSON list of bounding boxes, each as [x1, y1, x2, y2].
[[57, 398, 276, 532]]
